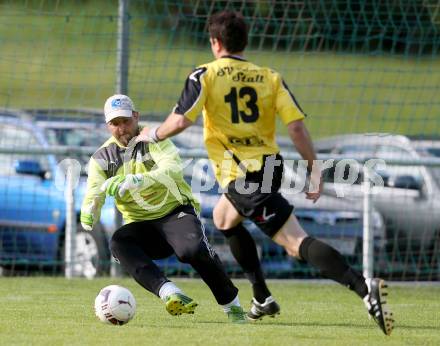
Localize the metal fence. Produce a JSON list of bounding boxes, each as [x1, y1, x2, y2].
[[1, 144, 439, 280]]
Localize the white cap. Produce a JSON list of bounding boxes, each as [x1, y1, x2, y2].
[[104, 94, 135, 123]]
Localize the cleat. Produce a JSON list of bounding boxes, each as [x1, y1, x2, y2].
[[247, 296, 280, 321], [165, 293, 198, 316], [227, 306, 247, 323], [363, 278, 394, 336]]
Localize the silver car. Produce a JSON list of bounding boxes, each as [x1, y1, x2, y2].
[[410, 137, 440, 159], [315, 133, 440, 279]]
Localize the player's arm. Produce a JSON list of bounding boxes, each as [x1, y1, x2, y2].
[[80, 157, 107, 230], [138, 67, 207, 142], [287, 120, 316, 172], [275, 73, 322, 202], [287, 121, 323, 203], [287, 120, 322, 203], [155, 112, 193, 140], [275, 74, 314, 168], [101, 140, 186, 198]]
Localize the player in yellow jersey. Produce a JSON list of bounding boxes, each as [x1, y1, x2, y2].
[[138, 11, 393, 335]]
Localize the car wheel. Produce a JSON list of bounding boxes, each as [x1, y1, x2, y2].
[[62, 223, 110, 279]]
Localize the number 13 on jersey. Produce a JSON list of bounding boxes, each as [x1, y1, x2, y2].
[[224, 86, 259, 124]]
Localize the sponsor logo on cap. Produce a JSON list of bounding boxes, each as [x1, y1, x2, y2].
[[110, 98, 131, 110], [111, 99, 122, 107]]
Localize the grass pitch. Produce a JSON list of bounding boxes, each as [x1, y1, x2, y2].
[[0, 278, 438, 345]]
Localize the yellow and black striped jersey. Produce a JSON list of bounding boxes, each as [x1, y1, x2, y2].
[[174, 56, 306, 187]]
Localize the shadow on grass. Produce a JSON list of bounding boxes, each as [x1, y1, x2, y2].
[[140, 320, 372, 329], [134, 318, 438, 332]]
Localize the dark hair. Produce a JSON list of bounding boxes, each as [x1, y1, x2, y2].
[[208, 10, 248, 53]]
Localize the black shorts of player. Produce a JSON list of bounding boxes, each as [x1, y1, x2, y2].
[[225, 154, 294, 238], [110, 204, 239, 304], [112, 204, 215, 261]]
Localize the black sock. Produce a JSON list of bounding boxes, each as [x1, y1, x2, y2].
[[223, 224, 271, 303], [299, 237, 368, 298]]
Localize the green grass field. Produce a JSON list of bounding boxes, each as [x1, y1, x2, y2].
[[0, 278, 438, 345]]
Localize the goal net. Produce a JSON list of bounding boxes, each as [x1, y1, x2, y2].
[[0, 0, 439, 280]]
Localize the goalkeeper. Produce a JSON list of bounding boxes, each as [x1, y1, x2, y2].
[[80, 94, 246, 323]]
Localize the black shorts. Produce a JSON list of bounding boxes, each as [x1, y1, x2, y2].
[[225, 154, 294, 238], [113, 204, 215, 261], [110, 204, 239, 304]]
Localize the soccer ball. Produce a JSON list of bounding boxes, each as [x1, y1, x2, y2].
[[94, 285, 136, 325]]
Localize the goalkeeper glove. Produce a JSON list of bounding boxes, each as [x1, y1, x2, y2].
[[80, 199, 98, 231], [101, 174, 145, 198], [80, 213, 94, 231]]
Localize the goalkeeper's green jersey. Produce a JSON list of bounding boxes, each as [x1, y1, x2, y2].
[[81, 133, 200, 225]]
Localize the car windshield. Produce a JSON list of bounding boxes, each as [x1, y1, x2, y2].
[[416, 147, 440, 159], [425, 148, 440, 157], [44, 127, 107, 147], [412, 144, 440, 189], [44, 127, 108, 170], [429, 167, 440, 189]]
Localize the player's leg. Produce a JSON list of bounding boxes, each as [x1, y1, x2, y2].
[[270, 213, 394, 335], [110, 221, 196, 316], [110, 221, 171, 294], [214, 155, 289, 320], [213, 195, 274, 306], [273, 214, 367, 295], [158, 204, 246, 322]]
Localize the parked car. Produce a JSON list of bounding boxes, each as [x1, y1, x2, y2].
[[314, 133, 440, 279], [32, 110, 109, 175], [0, 109, 115, 278], [410, 136, 440, 159]]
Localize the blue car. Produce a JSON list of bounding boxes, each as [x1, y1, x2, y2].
[[0, 110, 115, 277]]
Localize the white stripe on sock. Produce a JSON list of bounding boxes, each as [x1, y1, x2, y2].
[[158, 282, 184, 301], [221, 295, 241, 313]]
